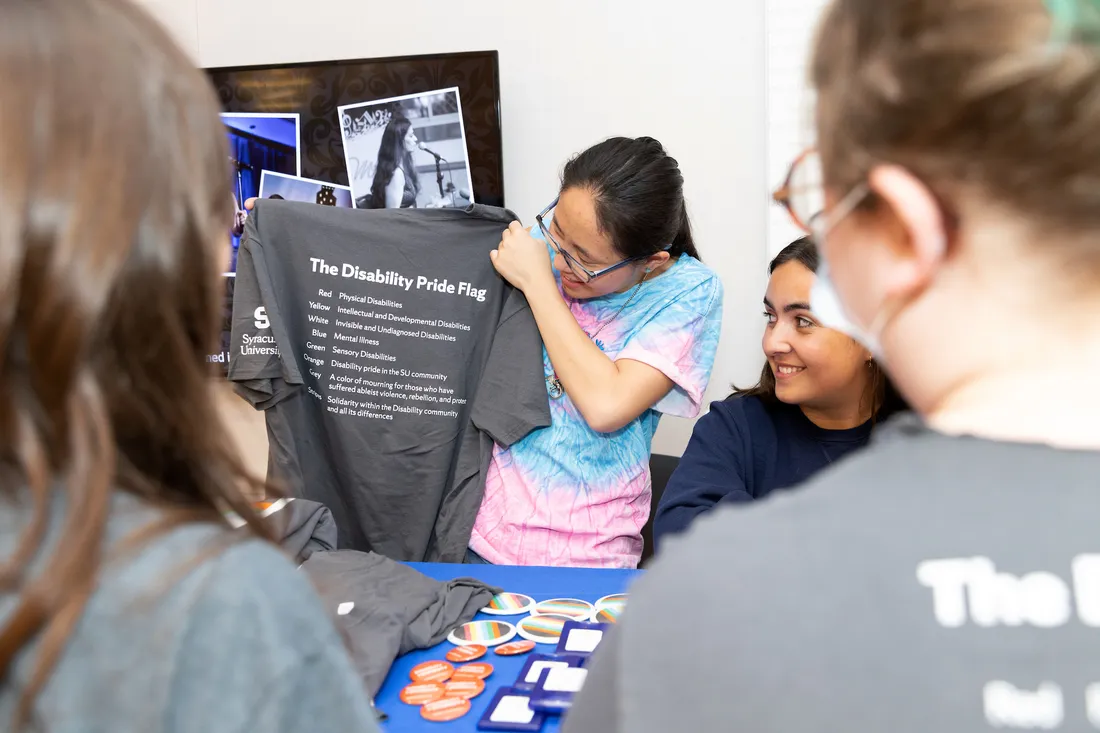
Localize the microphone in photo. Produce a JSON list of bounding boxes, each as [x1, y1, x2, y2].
[[418, 142, 446, 161]]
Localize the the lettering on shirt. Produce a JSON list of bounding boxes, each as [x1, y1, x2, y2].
[[918, 556, 1100, 729], [296, 277, 472, 421], [309, 257, 487, 302], [239, 333, 279, 357], [984, 681, 1063, 729], [238, 251, 493, 428], [916, 556, 1100, 629]]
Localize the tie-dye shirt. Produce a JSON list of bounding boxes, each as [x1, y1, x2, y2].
[[469, 225, 723, 569]]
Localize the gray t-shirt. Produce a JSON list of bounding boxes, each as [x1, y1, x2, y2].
[[0, 493, 380, 733], [229, 201, 549, 562], [302, 549, 498, 696], [566, 416, 1100, 732]]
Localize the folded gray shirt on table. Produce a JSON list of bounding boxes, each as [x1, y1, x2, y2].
[[302, 549, 499, 696]]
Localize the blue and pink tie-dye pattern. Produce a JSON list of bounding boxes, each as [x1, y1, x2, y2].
[[469, 225, 723, 569]]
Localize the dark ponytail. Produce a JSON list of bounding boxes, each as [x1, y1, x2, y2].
[[560, 136, 700, 262], [670, 201, 700, 260]]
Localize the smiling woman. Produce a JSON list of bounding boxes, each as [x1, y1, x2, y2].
[[652, 237, 905, 548], [751, 238, 884, 426]]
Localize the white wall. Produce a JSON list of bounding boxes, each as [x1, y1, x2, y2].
[[137, 0, 768, 457], [765, 0, 829, 255]]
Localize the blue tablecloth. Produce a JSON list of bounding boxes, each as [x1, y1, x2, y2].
[[375, 563, 641, 732]]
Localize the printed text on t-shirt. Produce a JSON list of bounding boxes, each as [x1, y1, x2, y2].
[[310, 257, 487, 302], [919, 555, 1100, 729]]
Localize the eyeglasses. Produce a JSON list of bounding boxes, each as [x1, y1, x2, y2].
[[772, 147, 826, 234], [772, 147, 868, 243], [535, 198, 666, 283]]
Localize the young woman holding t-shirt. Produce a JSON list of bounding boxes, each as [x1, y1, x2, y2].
[[469, 137, 723, 569], [652, 237, 904, 548]]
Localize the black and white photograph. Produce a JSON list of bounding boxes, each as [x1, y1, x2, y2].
[[222, 112, 301, 272], [338, 88, 474, 210], [259, 170, 353, 208]]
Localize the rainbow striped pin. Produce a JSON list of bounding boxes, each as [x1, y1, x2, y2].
[[595, 594, 627, 610], [447, 619, 517, 647], [593, 594, 627, 622], [516, 613, 572, 644], [481, 592, 536, 616], [592, 607, 621, 624], [531, 598, 595, 620]]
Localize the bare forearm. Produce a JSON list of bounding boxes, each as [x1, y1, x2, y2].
[[525, 281, 632, 432], [489, 221, 674, 433]]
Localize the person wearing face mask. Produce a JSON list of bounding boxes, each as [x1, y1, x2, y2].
[[651, 237, 904, 549], [565, 0, 1100, 730], [470, 137, 723, 569]]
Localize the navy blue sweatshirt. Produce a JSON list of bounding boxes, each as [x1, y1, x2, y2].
[[653, 394, 872, 549]]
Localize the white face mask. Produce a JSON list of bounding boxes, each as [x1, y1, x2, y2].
[[810, 260, 886, 361]]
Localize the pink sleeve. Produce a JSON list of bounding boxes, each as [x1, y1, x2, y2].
[[615, 279, 724, 418]]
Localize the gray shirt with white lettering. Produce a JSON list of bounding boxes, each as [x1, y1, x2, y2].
[[229, 201, 549, 562], [566, 415, 1100, 732]]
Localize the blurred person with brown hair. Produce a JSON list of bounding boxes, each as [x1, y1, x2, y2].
[[0, 1, 380, 731], [567, 1, 1100, 731]]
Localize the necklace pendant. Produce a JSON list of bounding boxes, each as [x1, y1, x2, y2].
[[546, 376, 563, 399]]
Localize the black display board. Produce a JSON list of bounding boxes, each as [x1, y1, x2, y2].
[[207, 50, 504, 207]]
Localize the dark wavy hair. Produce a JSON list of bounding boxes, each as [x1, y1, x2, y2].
[[735, 237, 906, 422], [369, 114, 420, 208], [560, 136, 700, 261]]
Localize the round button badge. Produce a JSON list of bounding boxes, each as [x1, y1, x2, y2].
[[494, 640, 536, 656], [399, 681, 445, 706], [443, 678, 485, 700], [481, 592, 536, 615], [420, 696, 471, 722], [446, 619, 517, 647], [516, 613, 573, 644], [409, 660, 454, 684], [446, 644, 487, 663], [531, 598, 595, 620]]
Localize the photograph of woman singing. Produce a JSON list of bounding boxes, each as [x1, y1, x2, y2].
[[340, 87, 474, 210], [364, 114, 421, 209]]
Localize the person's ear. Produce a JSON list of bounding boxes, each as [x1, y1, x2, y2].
[[645, 250, 671, 271], [867, 164, 948, 299], [845, 334, 874, 366]]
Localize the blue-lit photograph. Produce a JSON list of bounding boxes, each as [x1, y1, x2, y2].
[[222, 112, 300, 273]]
